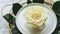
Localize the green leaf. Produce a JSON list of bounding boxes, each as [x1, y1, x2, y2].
[[11, 26, 22, 34], [52, 15, 60, 34], [52, 2, 60, 34], [33, 0, 44, 4], [57, 16, 60, 24], [27, 0, 32, 4], [52, 1, 60, 16], [12, 3, 22, 15], [3, 14, 16, 25], [58, 31, 60, 34]]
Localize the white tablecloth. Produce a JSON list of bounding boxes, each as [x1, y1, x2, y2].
[[0, 0, 27, 34], [0, 1, 10, 34]]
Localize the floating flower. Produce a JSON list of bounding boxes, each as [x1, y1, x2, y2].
[[24, 6, 47, 30]]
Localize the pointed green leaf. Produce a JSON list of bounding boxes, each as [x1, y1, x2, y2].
[[3, 14, 16, 25], [12, 3, 22, 15], [52, 1, 60, 16], [11, 26, 22, 34], [27, 0, 32, 4]]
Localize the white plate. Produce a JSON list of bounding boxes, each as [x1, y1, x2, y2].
[[16, 3, 57, 34]]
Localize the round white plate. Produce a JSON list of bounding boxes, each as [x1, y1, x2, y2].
[[16, 3, 57, 34]]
